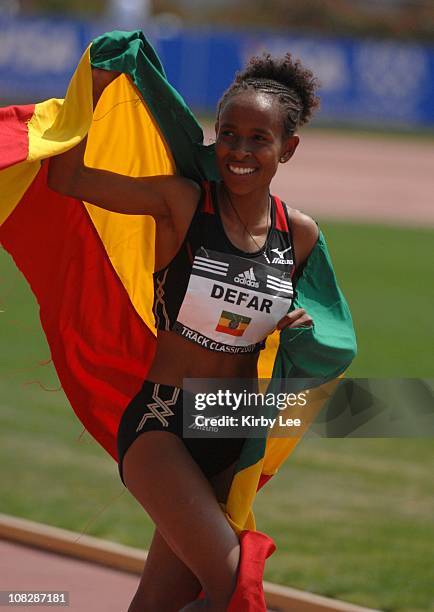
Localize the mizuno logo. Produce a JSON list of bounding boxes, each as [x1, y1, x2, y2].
[[234, 267, 259, 288], [271, 246, 292, 258], [271, 246, 293, 265]]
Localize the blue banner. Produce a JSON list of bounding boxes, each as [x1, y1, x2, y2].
[[155, 28, 434, 128], [0, 17, 91, 100], [1, 17, 433, 128]]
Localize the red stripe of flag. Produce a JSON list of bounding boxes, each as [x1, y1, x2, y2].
[[257, 473, 272, 491], [216, 324, 244, 337], [0, 163, 155, 459], [0, 104, 35, 170]]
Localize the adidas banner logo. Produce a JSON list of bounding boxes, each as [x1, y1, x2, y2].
[[234, 267, 259, 288], [193, 255, 229, 277], [266, 274, 293, 295]]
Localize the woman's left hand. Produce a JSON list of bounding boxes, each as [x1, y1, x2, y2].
[[277, 308, 313, 330]]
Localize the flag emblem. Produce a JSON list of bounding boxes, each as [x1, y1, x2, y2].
[[216, 311, 251, 336]]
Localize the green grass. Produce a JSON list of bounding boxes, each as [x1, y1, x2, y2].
[[321, 223, 434, 377], [255, 439, 434, 611], [1, 222, 433, 612]]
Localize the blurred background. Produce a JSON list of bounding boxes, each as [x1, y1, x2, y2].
[[1, 2, 433, 612], [1, 0, 434, 128]]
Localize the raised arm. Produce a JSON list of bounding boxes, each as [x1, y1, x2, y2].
[[47, 68, 199, 219]]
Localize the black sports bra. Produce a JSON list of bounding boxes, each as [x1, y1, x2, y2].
[[153, 182, 296, 354]]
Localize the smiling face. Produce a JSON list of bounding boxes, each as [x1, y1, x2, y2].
[[215, 90, 299, 197]]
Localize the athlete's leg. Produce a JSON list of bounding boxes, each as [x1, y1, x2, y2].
[[128, 459, 238, 611], [122, 432, 240, 611], [128, 529, 201, 612]]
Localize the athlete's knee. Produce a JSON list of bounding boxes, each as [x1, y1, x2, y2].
[[130, 570, 201, 612], [178, 540, 239, 610], [181, 586, 235, 611], [201, 544, 239, 608], [128, 588, 178, 612]]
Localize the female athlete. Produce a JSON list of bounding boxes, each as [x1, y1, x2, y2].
[[48, 53, 320, 611]]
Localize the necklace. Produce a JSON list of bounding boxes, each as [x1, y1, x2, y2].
[[222, 186, 272, 264]]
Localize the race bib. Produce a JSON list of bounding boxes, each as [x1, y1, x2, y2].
[[173, 248, 293, 353]]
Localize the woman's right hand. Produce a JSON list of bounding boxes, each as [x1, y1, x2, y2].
[[49, 64, 200, 221], [92, 67, 122, 107]]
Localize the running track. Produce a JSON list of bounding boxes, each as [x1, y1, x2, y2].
[[1, 539, 138, 611], [204, 128, 434, 227]]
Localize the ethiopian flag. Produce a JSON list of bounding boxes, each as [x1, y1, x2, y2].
[[0, 30, 356, 609], [216, 311, 251, 336]]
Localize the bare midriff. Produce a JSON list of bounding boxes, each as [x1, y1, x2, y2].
[[146, 330, 259, 387]]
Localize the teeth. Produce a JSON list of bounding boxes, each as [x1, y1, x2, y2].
[[229, 165, 256, 175]]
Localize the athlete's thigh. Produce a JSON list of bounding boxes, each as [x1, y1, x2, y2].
[[122, 431, 239, 588], [134, 456, 238, 606]]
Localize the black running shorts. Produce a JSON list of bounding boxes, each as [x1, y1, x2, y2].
[[117, 380, 245, 485]]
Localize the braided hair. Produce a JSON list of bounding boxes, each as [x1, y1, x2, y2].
[[218, 53, 320, 136]]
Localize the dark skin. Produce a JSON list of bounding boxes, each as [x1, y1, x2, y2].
[[48, 70, 318, 611]]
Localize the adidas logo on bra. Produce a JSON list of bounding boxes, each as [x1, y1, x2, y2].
[[234, 267, 260, 288]]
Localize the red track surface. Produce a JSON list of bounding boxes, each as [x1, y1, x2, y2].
[[1, 540, 138, 611], [204, 128, 434, 226]]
